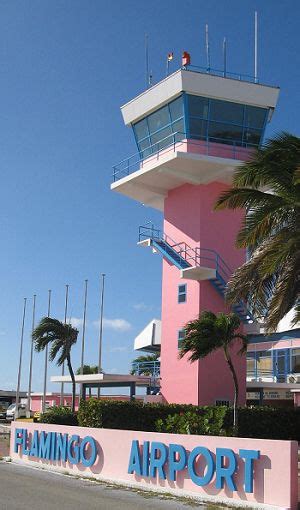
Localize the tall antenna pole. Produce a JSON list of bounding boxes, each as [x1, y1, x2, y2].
[[80, 280, 88, 375], [223, 37, 227, 77], [26, 294, 36, 418], [254, 11, 258, 83], [42, 290, 51, 414], [60, 284, 69, 406], [15, 297, 27, 419], [205, 24, 210, 72], [145, 33, 149, 89]]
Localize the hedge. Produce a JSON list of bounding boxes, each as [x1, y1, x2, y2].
[[40, 406, 78, 426], [77, 399, 300, 440]]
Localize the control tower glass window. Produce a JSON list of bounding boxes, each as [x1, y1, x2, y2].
[[132, 94, 268, 159], [187, 94, 268, 148], [132, 96, 184, 158]]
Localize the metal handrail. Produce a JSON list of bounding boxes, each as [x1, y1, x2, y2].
[[112, 132, 257, 183], [183, 64, 260, 84], [139, 225, 234, 281], [132, 360, 160, 377]]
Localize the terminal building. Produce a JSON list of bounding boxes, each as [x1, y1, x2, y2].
[[111, 57, 300, 407]]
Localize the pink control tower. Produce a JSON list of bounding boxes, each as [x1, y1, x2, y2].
[[111, 61, 279, 406]]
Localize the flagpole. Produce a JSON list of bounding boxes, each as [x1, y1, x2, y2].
[[15, 297, 27, 420], [42, 290, 51, 414], [60, 284, 69, 406], [97, 274, 105, 398], [80, 280, 88, 375], [26, 294, 36, 418]]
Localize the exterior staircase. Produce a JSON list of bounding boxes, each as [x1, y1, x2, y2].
[[138, 225, 253, 324]]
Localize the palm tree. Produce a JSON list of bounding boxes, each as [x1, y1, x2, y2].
[[130, 353, 160, 376], [215, 132, 300, 332], [33, 317, 79, 412], [178, 311, 247, 430], [76, 364, 99, 375]]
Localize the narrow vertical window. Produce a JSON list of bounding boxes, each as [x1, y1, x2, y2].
[[178, 284, 187, 303], [178, 329, 186, 348]]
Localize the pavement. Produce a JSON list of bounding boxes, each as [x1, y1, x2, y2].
[[0, 462, 221, 510]]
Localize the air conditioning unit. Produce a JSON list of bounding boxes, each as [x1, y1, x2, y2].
[[287, 374, 300, 383]]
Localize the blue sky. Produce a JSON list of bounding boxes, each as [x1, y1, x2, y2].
[[0, 0, 299, 393]]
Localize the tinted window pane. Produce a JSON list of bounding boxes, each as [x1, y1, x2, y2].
[[148, 106, 170, 134], [188, 95, 209, 118], [138, 138, 152, 158], [245, 106, 267, 128], [172, 119, 184, 137], [150, 126, 172, 146], [208, 122, 243, 143], [210, 100, 244, 124], [189, 118, 207, 139], [178, 285, 186, 293], [243, 128, 261, 146], [134, 119, 148, 141], [169, 97, 183, 122]]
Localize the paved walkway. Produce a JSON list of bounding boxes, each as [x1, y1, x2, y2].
[[0, 462, 219, 510]]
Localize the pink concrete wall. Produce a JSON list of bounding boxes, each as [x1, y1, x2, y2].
[[161, 182, 246, 405], [30, 395, 79, 412], [10, 422, 299, 510]]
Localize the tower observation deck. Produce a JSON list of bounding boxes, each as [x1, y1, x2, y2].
[[111, 64, 280, 406]]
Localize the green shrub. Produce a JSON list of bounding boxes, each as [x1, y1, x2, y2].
[[78, 399, 300, 441], [40, 406, 78, 426], [156, 407, 229, 436]]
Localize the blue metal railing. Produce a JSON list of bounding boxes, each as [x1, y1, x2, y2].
[[183, 64, 260, 84], [131, 360, 160, 377], [139, 225, 232, 283], [139, 224, 254, 323], [112, 132, 257, 183]]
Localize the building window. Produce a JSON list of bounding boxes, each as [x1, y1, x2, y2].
[[291, 348, 300, 373], [178, 329, 185, 348], [215, 400, 230, 406], [178, 284, 187, 303]]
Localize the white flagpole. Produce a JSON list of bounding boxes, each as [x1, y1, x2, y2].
[[60, 284, 69, 406], [26, 294, 36, 418], [42, 290, 51, 414], [97, 274, 105, 398], [15, 297, 27, 420], [80, 280, 88, 375], [205, 24, 210, 72]]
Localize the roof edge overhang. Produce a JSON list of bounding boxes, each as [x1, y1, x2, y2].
[[121, 69, 280, 126]]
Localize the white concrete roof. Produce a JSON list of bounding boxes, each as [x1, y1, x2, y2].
[[51, 373, 151, 386], [134, 319, 161, 352], [121, 69, 280, 125], [247, 381, 300, 390]]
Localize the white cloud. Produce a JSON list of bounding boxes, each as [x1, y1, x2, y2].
[[109, 346, 128, 353], [133, 302, 153, 312], [69, 317, 84, 329], [92, 318, 132, 332]]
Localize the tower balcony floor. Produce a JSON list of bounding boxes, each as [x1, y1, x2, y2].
[[111, 139, 254, 210]]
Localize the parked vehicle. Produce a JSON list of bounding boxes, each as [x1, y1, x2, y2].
[[6, 403, 26, 421]]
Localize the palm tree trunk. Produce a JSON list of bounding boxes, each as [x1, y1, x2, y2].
[[66, 354, 76, 413], [223, 347, 239, 432]]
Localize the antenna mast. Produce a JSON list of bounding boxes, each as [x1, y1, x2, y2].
[[223, 37, 227, 77], [145, 33, 149, 88], [254, 11, 258, 83], [205, 24, 210, 72]]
